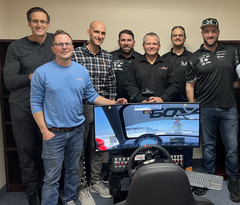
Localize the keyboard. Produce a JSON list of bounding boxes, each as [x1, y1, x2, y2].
[[185, 171, 224, 191]]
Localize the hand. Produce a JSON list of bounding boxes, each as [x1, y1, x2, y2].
[[29, 73, 33, 80], [42, 129, 55, 141], [115, 98, 128, 104], [147, 96, 164, 103]]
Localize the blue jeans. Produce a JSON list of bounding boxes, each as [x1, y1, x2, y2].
[[201, 107, 239, 178], [41, 124, 84, 205]]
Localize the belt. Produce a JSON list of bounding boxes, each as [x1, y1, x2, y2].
[[82, 99, 92, 105], [49, 126, 77, 132]]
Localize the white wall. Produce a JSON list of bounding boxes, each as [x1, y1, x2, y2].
[[1, 0, 240, 187], [2, 0, 240, 54]]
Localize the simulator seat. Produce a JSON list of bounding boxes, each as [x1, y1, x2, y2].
[[115, 145, 214, 205]]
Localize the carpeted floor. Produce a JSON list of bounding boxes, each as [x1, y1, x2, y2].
[[0, 179, 239, 205]]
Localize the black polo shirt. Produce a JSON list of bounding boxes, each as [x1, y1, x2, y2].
[[163, 48, 192, 102], [186, 42, 239, 108], [111, 49, 142, 100], [125, 54, 179, 102]]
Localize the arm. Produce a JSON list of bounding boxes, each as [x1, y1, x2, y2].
[[30, 70, 54, 140], [4, 43, 32, 91], [94, 96, 127, 105], [124, 63, 145, 102], [33, 111, 54, 140], [186, 82, 195, 102]]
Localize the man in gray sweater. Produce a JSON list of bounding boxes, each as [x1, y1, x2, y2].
[[3, 7, 54, 205]]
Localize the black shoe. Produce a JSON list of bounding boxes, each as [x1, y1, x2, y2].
[[228, 178, 240, 202], [192, 187, 208, 195], [28, 191, 41, 205]]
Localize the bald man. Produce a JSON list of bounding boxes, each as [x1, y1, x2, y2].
[[72, 21, 116, 205]]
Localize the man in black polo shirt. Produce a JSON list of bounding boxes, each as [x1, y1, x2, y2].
[[111, 29, 142, 100], [163, 26, 193, 172], [125, 32, 178, 103], [186, 18, 240, 202]]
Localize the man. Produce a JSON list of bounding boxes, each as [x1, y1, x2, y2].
[[186, 18, 240, 202], [111, 29, 142, 100], [30, 30, 126, 205], [72, 21, 116, 205], [163, 26, 193, 171], [3, 7, 54, 205], [125, 32, 178, 103]]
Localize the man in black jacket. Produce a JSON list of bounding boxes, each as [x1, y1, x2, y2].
[[125, 32, 178, 103]]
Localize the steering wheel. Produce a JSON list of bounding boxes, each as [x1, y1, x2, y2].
[[128, 145, 172, 179]]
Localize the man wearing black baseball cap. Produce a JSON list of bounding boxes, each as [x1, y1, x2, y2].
[[186, 18, 240, 202]]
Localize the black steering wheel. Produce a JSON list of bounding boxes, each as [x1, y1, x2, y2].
[[128, 145, 172, 179]]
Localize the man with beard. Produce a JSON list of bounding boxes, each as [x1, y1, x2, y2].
[[186, 18, 240, 202], [111, 29, 142, 100], [163, 26, 193, 172]]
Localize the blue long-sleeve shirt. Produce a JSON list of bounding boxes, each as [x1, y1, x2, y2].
[[30, 60, 99, 128]]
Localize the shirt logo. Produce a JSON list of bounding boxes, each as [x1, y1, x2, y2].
[[159, 66, 168, 70], [181, 60, 188, 66], [113, 60, 123, 71], [199, 54, 211, 66], [77, 78, 83, 80], [216, 50, 226, 60]]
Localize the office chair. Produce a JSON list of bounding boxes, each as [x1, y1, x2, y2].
[[115, 145, 214, 205]]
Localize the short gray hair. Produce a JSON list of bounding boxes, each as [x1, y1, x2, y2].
[[143, 32, 160, 45]]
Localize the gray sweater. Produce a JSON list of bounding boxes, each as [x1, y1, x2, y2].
[[4, 33, 55, 106]]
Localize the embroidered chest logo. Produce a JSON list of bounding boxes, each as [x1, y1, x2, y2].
[[159, 66, 168, 70], [112, 60, 123, 71], [216, 50, 226, 60], [199, 54, 211, 66], [181, 60, 188, 66]]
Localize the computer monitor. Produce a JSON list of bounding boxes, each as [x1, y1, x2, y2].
[[93, 102, 200, 152]]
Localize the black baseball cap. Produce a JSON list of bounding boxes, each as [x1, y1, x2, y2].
[[201, 18, 219, 30]]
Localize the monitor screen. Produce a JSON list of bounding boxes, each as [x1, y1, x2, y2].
[[93, 103, 200, 152]]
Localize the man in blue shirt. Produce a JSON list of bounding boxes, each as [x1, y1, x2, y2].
[[31, 30, 126, 205]]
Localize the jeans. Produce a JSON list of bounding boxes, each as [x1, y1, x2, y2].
[[201, 107, 239, 178], [41, 124, 84, 205]]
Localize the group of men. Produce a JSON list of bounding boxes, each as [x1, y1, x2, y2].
[[3, 6, 240, 205]]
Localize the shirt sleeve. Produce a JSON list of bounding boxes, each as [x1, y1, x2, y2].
[[4, 43, 30, 91], [160, 64, 179, 102], [124, 62, 145, 102], [84, 71, 99, 103], [30, 70, 45, 114], [186, 59, 197, 84], [106, 56, 117, 100]]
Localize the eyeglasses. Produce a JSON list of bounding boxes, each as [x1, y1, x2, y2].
[[201, 18, 219, 28], [31, 19, 48, 25], [52, 43, 73, 48]]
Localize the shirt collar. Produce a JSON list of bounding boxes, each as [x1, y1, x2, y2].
[[199, 41, 224, 53], [83, 43, 102, 55]]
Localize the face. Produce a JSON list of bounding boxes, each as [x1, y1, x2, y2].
[[171, 28, 186, 48], [201, 25, 220, 48], [51, 34, 73, 62], [28, 11, 50, 37], [143, 35, 160, 57], [87, 21, 106, 47], [118, 33, 135, 55]]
